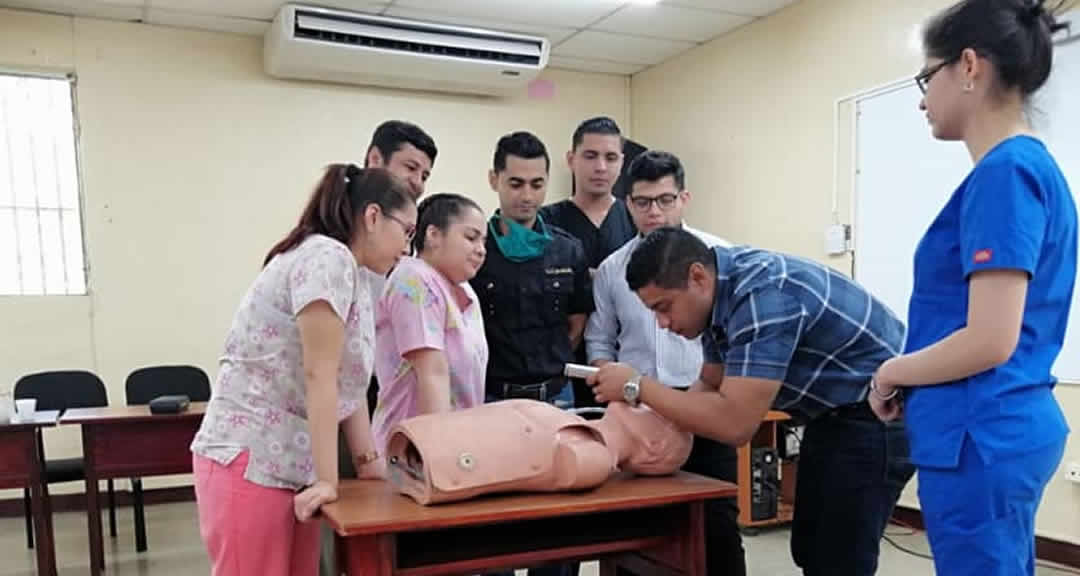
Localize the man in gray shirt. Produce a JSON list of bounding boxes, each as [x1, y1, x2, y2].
[[585, 150, 744, 576]]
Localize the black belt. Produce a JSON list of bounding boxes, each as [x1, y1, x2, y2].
[[499, 377, 567, 401]]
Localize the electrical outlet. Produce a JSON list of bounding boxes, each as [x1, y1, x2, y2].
[[824, 224, 849, 255], [1067, 462, 1080, 484]]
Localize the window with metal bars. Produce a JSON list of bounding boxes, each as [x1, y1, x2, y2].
[[0, 72, 86, 296]]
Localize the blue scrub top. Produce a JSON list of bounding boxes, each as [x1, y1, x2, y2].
[[904, 135, 1075, 468]]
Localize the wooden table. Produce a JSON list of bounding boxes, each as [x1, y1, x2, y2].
[[0, 411, 61, 576], [61, 402, 206, 576], [323, 472, 736, 576]]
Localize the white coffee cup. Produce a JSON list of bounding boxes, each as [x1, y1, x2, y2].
[[14, 398, 36, 421]]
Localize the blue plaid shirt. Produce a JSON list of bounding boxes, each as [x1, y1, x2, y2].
[[702, 246, 906, 419]]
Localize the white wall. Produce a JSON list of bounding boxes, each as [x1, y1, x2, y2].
[[0, 7, 630, 494]]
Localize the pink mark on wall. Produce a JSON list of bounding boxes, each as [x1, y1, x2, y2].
[[527, 78, 556, 100]]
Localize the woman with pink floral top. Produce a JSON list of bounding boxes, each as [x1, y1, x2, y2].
[[372, 193, 489, 453], [189, 164, 416, 576]]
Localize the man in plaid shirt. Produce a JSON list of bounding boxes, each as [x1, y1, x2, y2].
[[588, 227, 914, 576]]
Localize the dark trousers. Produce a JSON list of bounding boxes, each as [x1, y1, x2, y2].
[[790, 403, 914, 576]]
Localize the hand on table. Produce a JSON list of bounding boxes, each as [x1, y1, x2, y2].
[[293, 480, 337, 522]]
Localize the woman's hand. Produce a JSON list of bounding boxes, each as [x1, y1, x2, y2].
[[356, 456, 386, 480], [868, 387, 903, 422], [868, 360, 903, 422], [293, 480, 338, 522]]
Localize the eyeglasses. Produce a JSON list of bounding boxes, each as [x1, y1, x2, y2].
[[915, 57, 958, 94], [384, 212, 416, 240], [628, 193, 679, 211]]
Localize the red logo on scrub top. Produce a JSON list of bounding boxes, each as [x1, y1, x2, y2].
[[974, 249, 993, 263]]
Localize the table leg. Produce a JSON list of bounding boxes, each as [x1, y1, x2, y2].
[[342, 533, 395, 576], [682, 501, 706, 576], [29, 430, 56, 576], [84, 426, 105, 576], [44, 481, 57, 575]]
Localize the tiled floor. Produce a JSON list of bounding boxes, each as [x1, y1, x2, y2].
[[0, 502, 1076, 575]]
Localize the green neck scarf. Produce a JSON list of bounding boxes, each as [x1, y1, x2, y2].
[[489, 211, 552, 262]]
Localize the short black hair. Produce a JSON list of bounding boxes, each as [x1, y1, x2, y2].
[[572, 116, 622, 150], [626, 227, 715, 291], [627, 150, 686, 191], [493, 131, 550, 173], [413, 193, 484, 253], [367, 120, 438, 166], [922, 0, 1070, 97]]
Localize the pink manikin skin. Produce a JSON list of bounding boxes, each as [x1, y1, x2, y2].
[[385, 399, 693, 505]]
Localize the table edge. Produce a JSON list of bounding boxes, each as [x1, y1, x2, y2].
[[324, 481, 737, 537]]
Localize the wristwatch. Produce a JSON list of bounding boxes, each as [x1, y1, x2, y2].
[[623, 371, 642, 407]]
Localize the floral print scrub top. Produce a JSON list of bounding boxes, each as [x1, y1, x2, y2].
[[190, 234, 373, 490]]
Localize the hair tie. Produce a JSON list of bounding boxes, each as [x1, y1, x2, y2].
[[344, 164, 361, 183]]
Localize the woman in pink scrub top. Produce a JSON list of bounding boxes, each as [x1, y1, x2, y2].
[[372, 193, 490, 453]]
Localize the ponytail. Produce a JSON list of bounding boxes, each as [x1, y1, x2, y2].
[[264, 164, 412, 265]]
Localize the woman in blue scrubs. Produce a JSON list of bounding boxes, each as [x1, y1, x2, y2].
[[868, 1, 1075, 574]]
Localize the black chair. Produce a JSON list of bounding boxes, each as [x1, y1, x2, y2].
[[124, 365, 211, 553], [14, 370, 117, 550]]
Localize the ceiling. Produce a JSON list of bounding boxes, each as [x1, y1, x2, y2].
[[0, 0, 798, 75]]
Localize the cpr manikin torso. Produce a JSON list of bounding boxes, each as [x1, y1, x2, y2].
[[385, 400, 692, 505]]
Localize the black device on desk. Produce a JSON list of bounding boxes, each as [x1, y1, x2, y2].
[[750, 447, 779, 521], [148, 395, 190, 414]]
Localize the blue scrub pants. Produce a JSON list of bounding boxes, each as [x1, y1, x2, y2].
[[918, 434, 1066, 576]]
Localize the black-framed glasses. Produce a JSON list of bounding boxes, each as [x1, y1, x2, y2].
[[384, 212, 416, 240], [629, 193, 679, 211], [915, 56, 958, 94]]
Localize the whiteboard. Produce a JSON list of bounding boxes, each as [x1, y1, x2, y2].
[[853, 32, 1080, 383]]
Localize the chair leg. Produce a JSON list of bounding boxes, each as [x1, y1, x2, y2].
[[23, 487, 34, 549], [107, 479, 117, 538], [132, 478, 147, 553]]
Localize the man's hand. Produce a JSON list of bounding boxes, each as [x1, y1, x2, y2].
[[586, 362, 637, 404], [293, 480, 337, 522]]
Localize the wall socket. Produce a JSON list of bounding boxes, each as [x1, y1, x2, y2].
[[1067, 462, 1080, 484]]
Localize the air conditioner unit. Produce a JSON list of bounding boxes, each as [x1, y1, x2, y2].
[[264, 4, 550, 96]]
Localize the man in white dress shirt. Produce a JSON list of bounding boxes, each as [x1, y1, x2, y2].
[[585, 150, 745, 576]]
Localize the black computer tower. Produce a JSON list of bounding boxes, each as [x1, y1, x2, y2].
[[750, 447, 779, 521]]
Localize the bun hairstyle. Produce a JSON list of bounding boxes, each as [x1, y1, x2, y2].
[[412, 193, 484, 254], [923, 0, 1072, 97], [264, 164, 413, 265]]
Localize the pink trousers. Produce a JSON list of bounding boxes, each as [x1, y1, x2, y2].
[[193, 451, 321, 576]]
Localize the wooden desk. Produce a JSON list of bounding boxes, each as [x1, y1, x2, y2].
[[0, 411, 61, 576], [323, 472, 736, 576], [61, 403, 205, 576]]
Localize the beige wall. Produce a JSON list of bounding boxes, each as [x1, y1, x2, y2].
[[631, 0, 1080, 546], [0, 8, 629, 494]]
